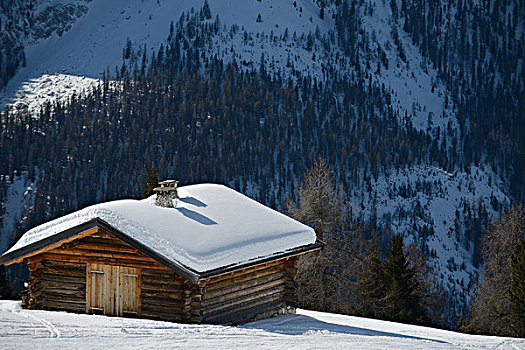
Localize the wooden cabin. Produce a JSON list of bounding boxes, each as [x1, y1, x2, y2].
[[0, 182, 321, 324]]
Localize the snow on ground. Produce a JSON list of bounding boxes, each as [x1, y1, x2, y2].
[[0, 301, 522, 349], [3, 184, 316, 273]]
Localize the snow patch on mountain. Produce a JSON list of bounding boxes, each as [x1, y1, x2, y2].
[[1, 0, 327, 111], [4, 74, 99, 114], [360, 0, 458, 134], [350, 164, 508, 303], [0, 173, 36, 253]]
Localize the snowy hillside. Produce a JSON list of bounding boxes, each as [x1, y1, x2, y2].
[[350, 165, 508, 305], [0, 0, 328, 112], [0, 301, 522, 349], [0, 174, 36, 252], [1, 0, 455, 134]]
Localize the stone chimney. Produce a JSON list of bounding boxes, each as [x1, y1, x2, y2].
[[153, 180, 179, 208]]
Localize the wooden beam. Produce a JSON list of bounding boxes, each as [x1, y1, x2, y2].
[[206, 264, 285, 292], [29, 252, 170, 270], [47, 247, 149, 261], [204, 290, 286, 322], [206, 259, 284, 284], [201, 284, 286, 316], [141, 283, 182, 293], [201, 278, 285, 309], [4, 227, 100, 266], [70, 242, 140, 254], [205, 271, 286, 300], [39, 300, 86, 313]]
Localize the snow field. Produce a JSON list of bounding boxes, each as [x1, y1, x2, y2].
[[0, 301, 522, 349]]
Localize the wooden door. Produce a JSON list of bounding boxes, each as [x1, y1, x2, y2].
[[86, 263, 141, 316], [118, 266, 141, 316], [87, 263, 111, 315]]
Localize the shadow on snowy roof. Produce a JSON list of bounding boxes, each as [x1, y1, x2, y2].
[[176, 207, 217, 225]]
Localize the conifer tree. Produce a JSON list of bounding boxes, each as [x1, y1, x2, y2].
[[357, 238, 387, 318], [405, 242, 449, 327], [287, 157, 344, 241], [511, 238, 525, 337], [382, 235, 426, 324], [142, 163, 159, 198]]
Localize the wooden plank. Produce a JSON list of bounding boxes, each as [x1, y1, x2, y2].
[[206, 264, 285, 292], [47, 248, 149, 261], [209, 300, 286, 325], [141, 268, 180, 278], [141, 282, 182, 293], [40, 291, 86, 302], [80, 238, 133, 249], [141, 290, 182, 299], [39, 300, 86, 312], [85, 263, 91, 313], [206, 259, 285, 284], [32, 253, 169, 269], [137, 266, 142, 316], [201, 278, 285, 308], [204, 290, 287, 322], [141, 296, 183, 308], [31, 284, 85, 300], [142, 273, 181, 284], [205, 271, 285, 300], [119, 266, 140, 316], [106, 264, 115, 316], [71, 242, 140, 254], [5, 227, 100, 265], [31, 264, 86, 277], [31, 280, 85, 292], [31, 273, 86, 284], [29, 260, 85, 273], [201, 284, 286, 316]]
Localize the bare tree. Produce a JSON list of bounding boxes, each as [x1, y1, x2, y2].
[[464, 203, 525, 336], [287, 157, 364, 314], [287, 157, 345, 241]]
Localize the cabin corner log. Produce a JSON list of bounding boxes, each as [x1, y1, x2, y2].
[[283, 256, 298, 306]]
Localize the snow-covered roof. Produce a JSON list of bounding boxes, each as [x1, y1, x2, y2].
[[2, 184, 317, 275]]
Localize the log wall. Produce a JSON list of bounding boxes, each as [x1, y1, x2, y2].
[[27, 260, 86, 312], [26, 228, 184, 321], [191, 256, 299, 324], [141, 268, 183, 322], [24, 227, 301, 325]]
